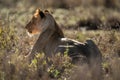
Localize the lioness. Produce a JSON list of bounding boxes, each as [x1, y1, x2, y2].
[[25, 9, 102, 64]]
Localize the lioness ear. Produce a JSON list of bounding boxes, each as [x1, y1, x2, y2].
[[44, 10, 49, 13], [39, 11, 45, 18], [36, 9, 40, 13]]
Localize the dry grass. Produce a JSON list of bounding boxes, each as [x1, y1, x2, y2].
[[0, 1, 120, 80]]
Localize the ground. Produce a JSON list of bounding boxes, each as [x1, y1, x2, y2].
[[0, 0, 120, 80]]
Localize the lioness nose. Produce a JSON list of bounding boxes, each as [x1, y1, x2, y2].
[[29, 30, 32, 33]]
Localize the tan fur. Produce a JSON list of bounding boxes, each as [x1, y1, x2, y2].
[[25, 9, 64, 60], [25, 9, 102, 64], [25, 9, 63, 36]]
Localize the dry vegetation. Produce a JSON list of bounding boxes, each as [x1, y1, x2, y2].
[[0, 0, 120, 80]]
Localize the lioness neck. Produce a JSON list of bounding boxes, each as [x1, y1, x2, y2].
[[30, 21, 64, 58]]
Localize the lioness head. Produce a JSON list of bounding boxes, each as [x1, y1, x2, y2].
[[25, 9, 55, 36]]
